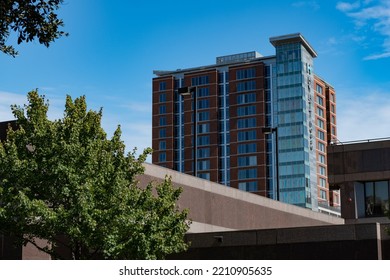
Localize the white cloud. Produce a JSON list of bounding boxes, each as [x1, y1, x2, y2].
[[327, 37, 338, 46], [363, 51, 390, 60], [0, 91, 27, 121], [337, 0, 390, 60], [121, 101, 151, 114], [292, 1, 320, 10], [336, 1, 360, 12], [0, 90, 66, 122], [114, 121, 152, 162], [104, 100, 152, 156], [337, 88, 390, 141]]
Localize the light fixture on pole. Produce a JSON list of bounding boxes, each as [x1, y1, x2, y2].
[[262, 127, 279, 201], [178, 86, 197, 177]]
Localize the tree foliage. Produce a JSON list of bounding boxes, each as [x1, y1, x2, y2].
[[0, 90, 190, 259], [0, 0, 67, 57]]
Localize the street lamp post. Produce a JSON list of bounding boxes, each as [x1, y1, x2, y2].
[[178, 86, 197, 177], [262, 127, 279, 201]]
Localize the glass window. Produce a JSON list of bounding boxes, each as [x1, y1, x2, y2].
[[317, 107, 324, 117], [197, 111, 210, 121], [318, 142, 325, 152], [265, 66, 270, 77], [192, 76, 209, 86], [365, 181, 389, 216], [238, 168, 257, 179], [197, 99, 210, 109], [174, 79, 180, 90], [159, 141, 166, 150], [236, 68, 256, 80], [159, 128, 166, 138], [159, 116, 167, 126], [237, 143, 257, 154], [238, 156, 257, 167], [237, 118, 257, 129], [365, 182, 374, 216], [237, 80, 256, 92], [197, 123, 210, 134], [197, 87, 209, 97], [237, 105, 256, 116], [238, 181, 258, 192], [159, 105, 166, 114], [159, 93, 166, 102], [198, 148, 210, 158], [316, 84, 323, 94], [197, 160, 210, 171], [198, 173, 210, 180], [159, 81, 166, 91], [317, 119, 324, 129], [265, 90, 271, 102], [237, 130, 256, 141], [218, 72, 224, 84], [197, 135, 210, 146], [264, 78, 270, 89], [375, 181, 388, 213], [318, 130, 325, 140], [159, 152, 166, 162], [316, 96, 324, 106], [319, 153, 326, 164], [319, 165, 326, 175], [320, 189, 327, 199], [237, 92, 256, 104]]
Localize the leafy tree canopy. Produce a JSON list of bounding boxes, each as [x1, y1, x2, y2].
[[0, 0, 67, 57], [0, 90, 190, 259]]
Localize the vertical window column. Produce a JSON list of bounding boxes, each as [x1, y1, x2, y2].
[[218, 70, 230, 186], [174, 77, 184, 172]]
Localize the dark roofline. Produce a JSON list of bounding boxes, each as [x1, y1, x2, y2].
[[153, 55, 276, 77], [0, 120, 17, 141]]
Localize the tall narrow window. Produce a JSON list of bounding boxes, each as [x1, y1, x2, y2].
[[159, 105, 166, 114], [159, 152, 166, 162], [159, 116, 167, 126], [159, 81, 166, 91], [159, 129, 166, 138], [159, 141, 166, 150], [316, 96, 324, 106], [159, 93, 166, 102]]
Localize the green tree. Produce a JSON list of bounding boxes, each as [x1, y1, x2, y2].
[[0, 90, 190, 259], [0, 0, 67, 57]]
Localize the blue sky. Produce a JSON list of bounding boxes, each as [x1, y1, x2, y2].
[[1, 0, 390, 158]]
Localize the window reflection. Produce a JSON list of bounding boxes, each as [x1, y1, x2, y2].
[[364, 181, 389, 216]]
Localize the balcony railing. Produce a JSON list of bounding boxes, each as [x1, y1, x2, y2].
[[318, 201, 341, 217]]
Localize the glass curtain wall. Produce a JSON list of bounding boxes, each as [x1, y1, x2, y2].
[[274, 42, 317, 209]]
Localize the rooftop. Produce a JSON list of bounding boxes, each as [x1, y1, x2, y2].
[[154, 33, 318, 77], [270, 33, 318, 58]]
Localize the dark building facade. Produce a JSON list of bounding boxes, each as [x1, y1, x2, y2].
[[0, 120, 16, 141], [328, 138, 390, 222], [152, 33, 338, 212], [169, 223, 390, 260]]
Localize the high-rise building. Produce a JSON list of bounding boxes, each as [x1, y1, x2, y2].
[[152, 33, 338, 212]]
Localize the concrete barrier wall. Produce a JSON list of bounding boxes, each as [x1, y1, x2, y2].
[[141, 163, 344, 232]]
